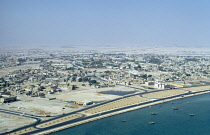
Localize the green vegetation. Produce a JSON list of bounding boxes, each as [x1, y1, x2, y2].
[[148, 57, 162, 64], [88, 79, 100, 87], [140, 74, 147, 79], [66, 67, 74, 70], [89, 80, 97, 84], [202, 71, 208, 74], [185, 73, 191, 76]]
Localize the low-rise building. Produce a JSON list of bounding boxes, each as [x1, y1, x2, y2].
[[75, 100, 93, 106], [0, 95, 17, 103]]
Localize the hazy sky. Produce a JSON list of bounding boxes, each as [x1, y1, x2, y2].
[[1, 0, 210, 47]]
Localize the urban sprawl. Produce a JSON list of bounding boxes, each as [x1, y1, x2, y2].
[[1, 47, 210, 134]]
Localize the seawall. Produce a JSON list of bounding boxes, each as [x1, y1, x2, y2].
[[35, 90, 210, 135]]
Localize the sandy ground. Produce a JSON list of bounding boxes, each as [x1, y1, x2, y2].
[[0, 64, 40, 76], [34, 90, 210, 135], [1, 86, 138, 117], [49, 92, 120, 102], [0, 113, 35, 133], [0, 96, 82, 116], [6, 85, 210, 135], [36, 114, 82, 128], [0, 85, 138, 133], [54, 45, 210, 55], [3, 83, 210, 134], [7, 127, 37, 135], [7, 114, 82, 135], [46, 85, 138, 102], [182, 86, 210, 92], [142, 90, 188, 99], [82, 96, 150, 115], [130, 83, 157, 91]]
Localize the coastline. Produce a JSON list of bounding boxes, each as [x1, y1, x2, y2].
[[33, 90, 210, 135]]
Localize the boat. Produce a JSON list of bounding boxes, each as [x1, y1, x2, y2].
[[149, 122, 155, 124], [151, 112, 157, 115], [122, 120, 126, 122], [189, 114, 195, 116], [172, 107, 179, 110]]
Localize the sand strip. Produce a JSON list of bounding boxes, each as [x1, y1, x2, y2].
[[35, 90, 210, 135]]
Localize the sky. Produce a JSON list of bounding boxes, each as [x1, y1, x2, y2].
[[0, 0, 210, 47]]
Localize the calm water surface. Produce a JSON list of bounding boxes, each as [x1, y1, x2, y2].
[[99, 91, 136, 96], [51, 93, 210, 135]]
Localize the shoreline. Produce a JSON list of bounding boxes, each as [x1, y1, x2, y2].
[[34, 90, 210, 135]]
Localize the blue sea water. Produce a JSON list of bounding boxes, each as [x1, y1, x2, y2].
[[51, 93, 210, 135]]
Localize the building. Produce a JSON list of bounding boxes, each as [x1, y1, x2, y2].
[[154, 83, 171, 89], [0, 95, 17, 103], [75, 100, 93, 106], [145, 81, 155, 86]]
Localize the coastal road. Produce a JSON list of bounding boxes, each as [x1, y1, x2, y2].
[[7, 89, 210, 135], [4, 86, 208, 135], [0, 108, 41, 135], [3, 85, 163, 135], [2, 86, 157, 135], [0, 108, 41, 119]]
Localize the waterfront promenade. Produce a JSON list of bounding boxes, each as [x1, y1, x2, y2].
[[5, 85, 210, 135]]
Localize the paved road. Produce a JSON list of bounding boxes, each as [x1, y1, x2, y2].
[[3, 85, 209, 135], [18, 89, 210, 135], [2, 84, 164, 135], [0, 108, 41, 121], [1, 84, 157, 135], [0, 108, 45, 118], [0, 108, 41, 135]]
